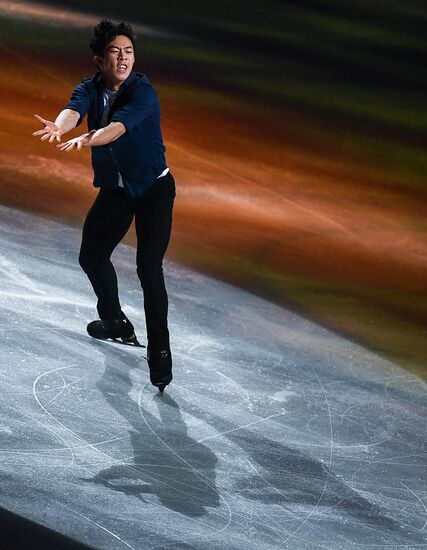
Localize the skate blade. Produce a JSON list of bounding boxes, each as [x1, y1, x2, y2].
[[156, 383, 167, 395], [117, 333, 143, 347]]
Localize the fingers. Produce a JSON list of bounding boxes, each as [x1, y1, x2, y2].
[[34, 114, 47, 125], [33, 114, 58, 133], [33, 129, 61, 146], [57, 141, 76, 152], [57, 139, 86, 152], [32, 128, 49, 136]]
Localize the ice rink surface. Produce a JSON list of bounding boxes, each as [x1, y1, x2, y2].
[[0, 205, 426, 549]]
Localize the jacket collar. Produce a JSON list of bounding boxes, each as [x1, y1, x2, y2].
[[92, 70, 139, 91]]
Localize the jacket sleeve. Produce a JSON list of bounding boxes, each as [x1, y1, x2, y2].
[[63, 80, 91, 127], [110, 84, 158, 134]]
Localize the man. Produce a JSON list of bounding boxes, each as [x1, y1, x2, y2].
[[32, 20, 176, 394]]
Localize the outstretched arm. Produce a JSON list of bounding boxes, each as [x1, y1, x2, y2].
[[56, 121, 126, 152], [32, 109, 81, 143]]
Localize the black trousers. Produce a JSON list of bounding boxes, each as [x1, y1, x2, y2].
[[79, 171, 176, 351]]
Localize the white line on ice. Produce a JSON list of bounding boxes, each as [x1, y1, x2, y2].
[[400, 482, 427, 533], [59, 503, 137, 550], [137, 384, 233, 534]]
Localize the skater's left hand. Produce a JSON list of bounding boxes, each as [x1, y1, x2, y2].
[[56, 130, 97, 152]]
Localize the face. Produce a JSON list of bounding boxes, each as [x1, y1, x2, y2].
[[95, 35, 135, 89]]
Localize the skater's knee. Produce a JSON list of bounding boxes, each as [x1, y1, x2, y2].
[[78, 250, 92, 272], [137, 262, 163, 282], [79, 250, 106, 274]]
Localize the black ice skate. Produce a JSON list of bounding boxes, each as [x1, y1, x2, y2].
[[87, 312, 141, 346], [147, 349, 173, 394]]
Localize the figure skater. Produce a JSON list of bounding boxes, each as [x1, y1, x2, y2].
[[32, 20, 175, 394]]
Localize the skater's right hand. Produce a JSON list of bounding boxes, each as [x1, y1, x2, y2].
[[32, 114, 63, 144]]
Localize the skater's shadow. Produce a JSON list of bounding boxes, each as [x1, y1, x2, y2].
[[179, 400, 421, 542], [81, 342, 220, 518]]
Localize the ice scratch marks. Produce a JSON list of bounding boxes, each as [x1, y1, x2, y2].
[[74, 305, 90, 325], [42, 372, 67, 406], [0, 290, 90, 308], [400, 482, 427, 534], [29, 354, 180, 547], [33, 362, 128, 461], [59, 503, 137, 550], [137, 386, 233, 534], [32, 363, 83, 466], [276, 363, 335, 548], [1, 399, 76, 470], [43, 371, 88, 407], [33, 365, 80, 409], [187, 339, 208, 356], [179, 338, 227, 369], [181, 406, 287, 447], [270, 388, 297, 403], [216, 370, 252, 409], [3, 336, 79, 468], [245, 458, 334, 549], [336, 400, 399, 451], [35, 331, 230, 534], [1, 206, 426, 548], [0, 253, 45, 294]]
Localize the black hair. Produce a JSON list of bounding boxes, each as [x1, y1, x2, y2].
[[90, 19, 136, 56]]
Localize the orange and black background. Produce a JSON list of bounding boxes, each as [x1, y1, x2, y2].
[[0, 1, 426, 375]]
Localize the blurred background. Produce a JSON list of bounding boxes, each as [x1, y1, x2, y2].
[[0, 0, 426, 375]]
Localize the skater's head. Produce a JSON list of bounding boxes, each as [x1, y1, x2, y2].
[[90, 20, 136, 89]]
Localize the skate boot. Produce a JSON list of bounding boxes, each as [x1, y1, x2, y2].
[[87, 312, 140, 346], [147, 348, 172, 394]]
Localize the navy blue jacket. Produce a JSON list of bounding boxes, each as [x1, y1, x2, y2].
[[63, 70, 168, 197]]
